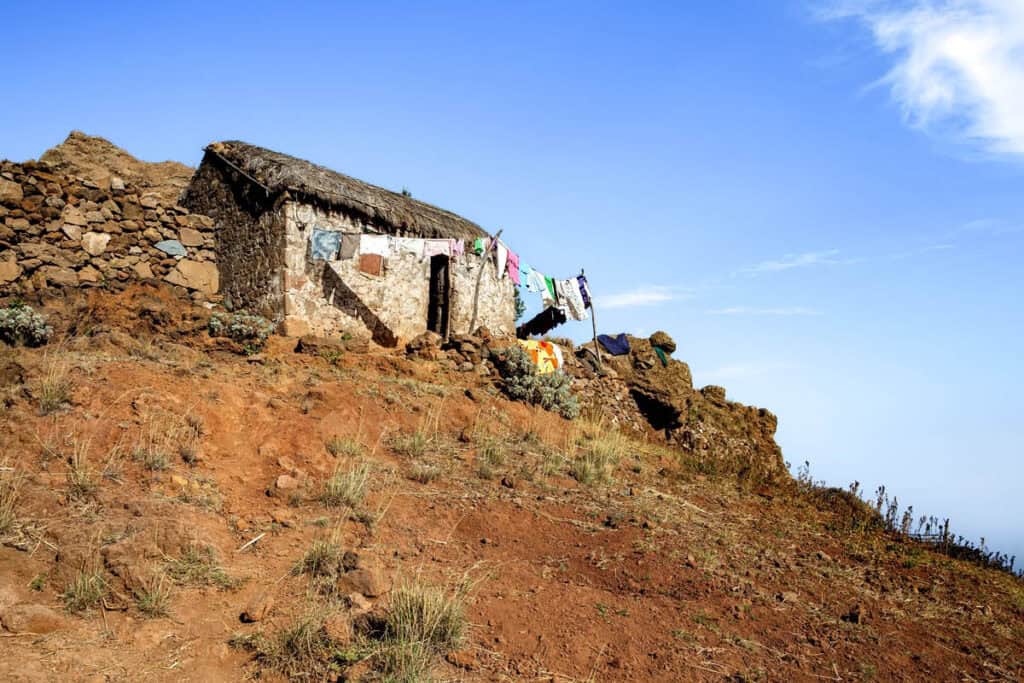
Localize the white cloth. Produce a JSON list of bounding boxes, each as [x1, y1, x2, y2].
[[423, 239, 452, 259], [360, 234, 389, 256], [495, 240, 509, 279], [555, 278, 589, 321], [392, 237, 424, 257]]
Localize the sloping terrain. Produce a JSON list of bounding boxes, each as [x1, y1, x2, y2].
[[0, 286, 1022, 682]]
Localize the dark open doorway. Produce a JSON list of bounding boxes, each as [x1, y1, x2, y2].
[[427, 254, 450, 338]]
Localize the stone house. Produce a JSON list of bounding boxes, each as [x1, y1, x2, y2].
[[182, 141, 514, 346]]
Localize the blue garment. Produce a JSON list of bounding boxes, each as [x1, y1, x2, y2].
[[310, 228, 342, 260], [577, 275, 591, 308], [597, 333, 630, 356]]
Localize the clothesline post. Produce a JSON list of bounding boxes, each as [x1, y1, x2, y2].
[[582, 268, 602, 369], [469, 228, 503, 334]]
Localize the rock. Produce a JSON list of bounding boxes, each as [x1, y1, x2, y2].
[[164, 259, 218, 294], [240, 593, 275, 623], [777, 591, 799, 604], [323, 614, 353, 644], [275, 474, 300, 491], [649, 330, 676, 353], [842, 604, 866, 624], [700, 385, 727, 406], [38, 265, 78, 287], [0, 359, 26, 386], [62, 206, 88, 226], [140, 194, 160, 209], [0, 178, 23, 205], [295, 335, 344, 356], [0, 257, 21, 284], [446, 650, 478, 671], [177, 227, 204, 247], [154, 239, 187, 257], [270, 508, 297, 528], [81, 231, 111, 256], [77, 265, 101, 284], [5, 217, 29, 231], [62, 224, 82, 241], [110, 176, 125, 191], [406, 330, 442, 355], [132, 261, 154, 279], [346, 593, 372, 616], [0, 603, 67, 634], [337, 565, 388, 598], [281, 317, 310, 338]]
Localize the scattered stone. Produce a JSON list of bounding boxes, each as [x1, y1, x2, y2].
[[0, 603, 67, 634], [346, 592, 372, 616], [270, 508, 296, 528], [337, 564, 388, 598], [446, 650, 478, 671], [500, 476, 516, 489]]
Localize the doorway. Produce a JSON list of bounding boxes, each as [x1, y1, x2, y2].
[[427, 254, 450, 338]]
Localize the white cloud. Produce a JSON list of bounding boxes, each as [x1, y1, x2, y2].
[[826, 0, 1024, 156], [598, 285, 691, 309], [736, 249, 846, 275], [958, 217, 1024, 234], [707, 306, 824, 316]]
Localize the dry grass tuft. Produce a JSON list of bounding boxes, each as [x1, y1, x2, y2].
[[166, 543, 238, 589], [321, 464, 370, 508], [135, 573, 173, 618], [62, 570, 107, 613], [37, 356, 72, 415], [408, 462, 442, 484], [0, 459, 23, 536], [326, 435, 364, 458]]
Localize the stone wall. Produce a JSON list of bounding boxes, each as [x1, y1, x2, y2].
[[280, 202, 514, 345], [180, 153, 284, 316], [0, 160, 218, 301]]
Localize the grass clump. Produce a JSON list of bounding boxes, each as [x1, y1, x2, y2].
[[66, 442, 98, 500], [37, 356, 72, 415], [325, 435, 364, 458], [135, 574, 172, 618], [476, 437, 508, 480], [320, 464, 370, 508], [293, 536, 346, 579], [408, 462, 442, 484], [231, 607, 351, 681], [0, 460, 23, 536], [491, 346, 579, 419], [389, 430, 429, 459], [166, 543, 238, 589], [62, 570, 107, 613], [374, 577, 469, 679]]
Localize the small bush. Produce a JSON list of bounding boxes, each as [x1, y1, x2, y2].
[[208, 311, 274, 354], [383, 578, 467, 654], [0, 302, 52, 346], [570, 451, 614, 485], [408, 462, 441, 484], [66, 443, 98, 500], [63, 571, 107, 613], [325, 436, 363, 458], [233, 608, 348, 681], [491, 346, 579, 419], [293, 537, 345, 579], [321, 464, 370, 508], [389, 430, 429, 459]]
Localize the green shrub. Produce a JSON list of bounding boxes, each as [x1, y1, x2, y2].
[[491, 346, 579, 419], [207, 311, 274, 353], [0, 302, 52, 346]]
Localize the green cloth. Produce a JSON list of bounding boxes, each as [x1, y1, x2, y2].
[[544, 276, 556, 300], [474, 238, 485, 255], [653, 346, 669, 367]]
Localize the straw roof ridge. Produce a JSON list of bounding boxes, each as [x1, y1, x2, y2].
[[206, 140, 487, 240]]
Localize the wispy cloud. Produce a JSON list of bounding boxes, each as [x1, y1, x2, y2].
[[598, 285, 692, 309], [958, 217, 1024, 235], [736, 249, 848, 276], [707, 306, 824, 316], [703, 362, 794, 380], [824, 0, 1024, 157]]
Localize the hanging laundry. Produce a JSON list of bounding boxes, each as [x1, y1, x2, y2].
[[507, 249, 521, 286], [358, 253, 384, 276], [516, 306, 567, 339], [516, 339, 561, 374], [525, 269, 546, 293], [555, 278, 589, 321], [310, 228, 341, 261], [393, 237, 424, 257], [360, 234, 389, 256], [449, 239, 465, 257], [423, 239, 452, 259], [577, 275, 592, 308], [340, 234, 359, 260], [597, 333, 630, 356], [495, 240, 509, 278], [473, 237, 489, 255], [653, 346, 669, 367]]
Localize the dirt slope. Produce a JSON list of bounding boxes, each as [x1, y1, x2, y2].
[[0, 287, 1021, 682], [37, 131, 193, 204]]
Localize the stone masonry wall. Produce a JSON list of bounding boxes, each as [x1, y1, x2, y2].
[[0, 160, 218, 301], [281, 202, 514, 345], [180, 154, 283, 316]]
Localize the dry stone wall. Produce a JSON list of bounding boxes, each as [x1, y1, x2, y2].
[[0, 160, 218, 301]]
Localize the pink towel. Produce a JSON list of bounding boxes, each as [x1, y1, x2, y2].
[[507, 249, 520, 285]]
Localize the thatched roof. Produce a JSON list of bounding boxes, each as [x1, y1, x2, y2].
[[204, 141, 487, 240]]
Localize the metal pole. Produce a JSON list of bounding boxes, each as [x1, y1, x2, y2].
[[582, 268, 601, 369]]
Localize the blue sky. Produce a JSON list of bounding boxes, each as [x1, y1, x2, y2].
[[4, 1, 1022, 562]]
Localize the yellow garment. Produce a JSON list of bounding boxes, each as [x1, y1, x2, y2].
[[517, 339, 561, 374]]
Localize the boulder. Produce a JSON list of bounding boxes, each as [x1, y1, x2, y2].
[[163, 259, 218, 294], [0, 603, 67, 634], [337, 566, 389, 598], [81, 231, 111, 256]]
